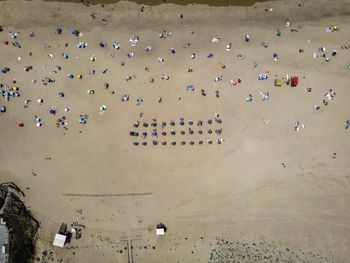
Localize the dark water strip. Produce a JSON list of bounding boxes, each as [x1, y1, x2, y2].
[[62, 192, 153, 197], [41, 0, 270, 7]]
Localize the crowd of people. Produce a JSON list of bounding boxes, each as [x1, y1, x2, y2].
[[0, 20, 349, 135]]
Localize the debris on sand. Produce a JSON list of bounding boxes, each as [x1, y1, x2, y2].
[[208, 239, 333, 263]]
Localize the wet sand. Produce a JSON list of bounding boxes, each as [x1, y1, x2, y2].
[[41, 0, 269, 7], [0, 0, 350, 262]]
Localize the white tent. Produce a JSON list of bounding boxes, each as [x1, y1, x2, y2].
[[53, 233, 66, 248], [156, 228, 165, 236]]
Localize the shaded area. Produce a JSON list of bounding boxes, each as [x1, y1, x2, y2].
[[0, 198, 4, 210], [0, 183, 39, 263]]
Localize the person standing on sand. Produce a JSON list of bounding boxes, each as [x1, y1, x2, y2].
[[345, 120, 350, 129]]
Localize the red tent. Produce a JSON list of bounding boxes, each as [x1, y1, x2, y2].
[[291, 76, 299, 87]]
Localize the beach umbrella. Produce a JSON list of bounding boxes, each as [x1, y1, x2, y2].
[[112, 42, 120, 49], [151, 130, 158, 137], [145, 45, 152, 52], [218, 63, 225, 69], [90, 55, 96, 62], [56, 27, 62, 34], [49, 106, 57, 115], [129, 131, 138, 137]]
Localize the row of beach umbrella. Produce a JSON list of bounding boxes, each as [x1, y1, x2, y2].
[[132, 117, 222, 129], [132, 138, 224, 146], [129, 127, 222, 138]]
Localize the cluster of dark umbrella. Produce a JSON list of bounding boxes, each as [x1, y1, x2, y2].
[[129, 117, 224, 146]]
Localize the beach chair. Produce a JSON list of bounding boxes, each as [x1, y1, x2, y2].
[[274, 78, 283, 87]]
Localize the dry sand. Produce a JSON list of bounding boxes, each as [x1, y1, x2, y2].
[[0, 0, 350, 262]]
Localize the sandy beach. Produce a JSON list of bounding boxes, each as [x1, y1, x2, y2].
[[0, 0, 350, 262]]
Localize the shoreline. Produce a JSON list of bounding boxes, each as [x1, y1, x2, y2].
[[26, 0, 270, 7], [0, 0, 349, 31]]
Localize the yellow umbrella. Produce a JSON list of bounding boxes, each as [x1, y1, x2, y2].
[[218, 63, 225, 69]]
